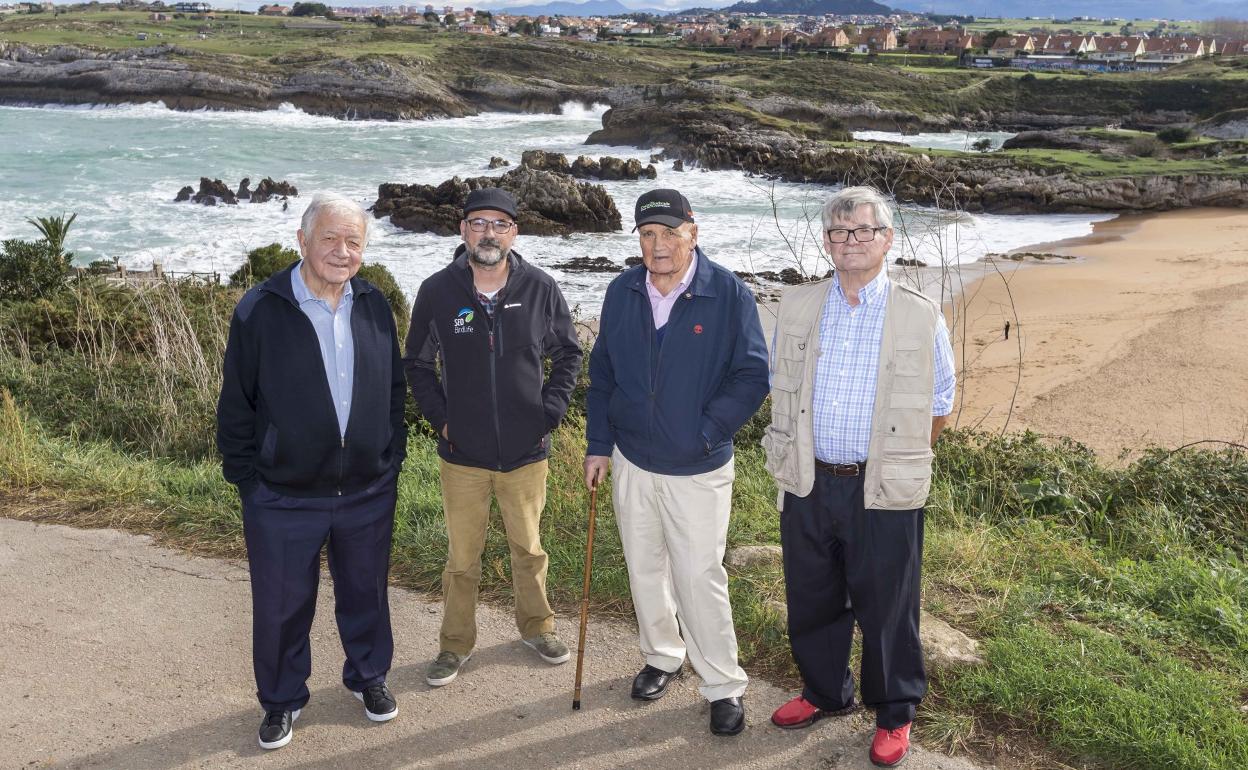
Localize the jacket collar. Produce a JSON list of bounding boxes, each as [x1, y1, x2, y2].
[[259, 260, 374, 307], [626, 246, 717, 298]]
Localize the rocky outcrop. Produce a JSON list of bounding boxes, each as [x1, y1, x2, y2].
[[588, 104, 1248, 213], [0, 47, 470, 119], [175, 177, 296, 205], [189, 178, 236, 206], [487, 156, 510, 169], [724, 545, 782, 570], [372, 166, 621, 237], [551, 256, 623, 273], [251, 177, 298, 204], [520, 150, 656, 180]]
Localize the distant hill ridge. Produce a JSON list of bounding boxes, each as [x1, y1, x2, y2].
[[715, 0, 893, 15], [498, 0, 670, 16]]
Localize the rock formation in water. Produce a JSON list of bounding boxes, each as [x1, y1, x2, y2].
[[372, 166, 621, 237]]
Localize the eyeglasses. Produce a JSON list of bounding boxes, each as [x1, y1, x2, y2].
[[825, 226, 889, 243], [466, 218, 516, 234]]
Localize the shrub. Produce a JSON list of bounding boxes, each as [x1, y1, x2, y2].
[[972, 137, 993, 152], [1156, 126, 1193, 144], [228, 243, 299, 287], [1126, 135, 1164, 157], [356, 263, 410, 329], [0, 239, 72, 300]]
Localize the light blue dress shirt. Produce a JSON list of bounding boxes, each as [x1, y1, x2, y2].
[[291, 262, 354, 438], [812, 271, 956, 464]]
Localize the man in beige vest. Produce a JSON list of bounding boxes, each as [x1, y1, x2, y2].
[[762, 186, 955, 768]]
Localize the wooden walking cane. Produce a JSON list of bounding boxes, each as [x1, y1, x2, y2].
[[572, 485, 598, 710]]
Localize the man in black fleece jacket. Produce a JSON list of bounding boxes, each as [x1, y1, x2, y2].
[[217, 195, 407, 750], [403, 188, 583, 687]]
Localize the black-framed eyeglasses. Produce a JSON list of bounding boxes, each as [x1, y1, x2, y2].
[[826, 226, 888, 243], [466, 218, 516, 234]]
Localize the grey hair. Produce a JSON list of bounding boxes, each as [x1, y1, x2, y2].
[[821, 185, 894, 231], [300, 193, 370, 247]]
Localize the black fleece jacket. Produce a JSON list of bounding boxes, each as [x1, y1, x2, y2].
[[403, 248, 583, 471], [216, 262, 407, 498]]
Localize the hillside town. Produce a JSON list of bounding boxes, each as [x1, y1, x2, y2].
[[2, 0, 1242, 71]]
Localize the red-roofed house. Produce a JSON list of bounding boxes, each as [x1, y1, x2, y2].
[[1040, 34, 1095, 55], [906, 28, 977, 54], [989, 35, 1034, 57], [1220, 40, 1248, 58], [1089, 36, 1146, 61], [1139, 37, 1206, 62]]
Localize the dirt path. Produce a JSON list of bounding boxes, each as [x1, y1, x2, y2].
[[0, 518, 987, 770]]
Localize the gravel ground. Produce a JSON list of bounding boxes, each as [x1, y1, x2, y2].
[[0, 518, 989, 770]]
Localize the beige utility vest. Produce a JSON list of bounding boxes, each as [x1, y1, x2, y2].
[[762, 276, 941, 511]]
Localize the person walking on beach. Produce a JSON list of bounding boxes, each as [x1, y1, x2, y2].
[[404, 187, 583, 687], [583, 188, 770, 736], [762, 186, 956, 767], [217, 193, 408, 750]]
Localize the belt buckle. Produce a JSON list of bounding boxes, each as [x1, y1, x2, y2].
[[832, 463, 860, 477]]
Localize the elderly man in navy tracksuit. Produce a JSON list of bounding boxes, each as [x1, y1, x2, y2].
[[217, 194, 406, 750], [584, 189, 769, 736]]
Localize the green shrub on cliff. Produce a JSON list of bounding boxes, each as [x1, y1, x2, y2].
[[228, 243, 299, 287], [0, 239, 72, 300], [356, 263, 409, 330]]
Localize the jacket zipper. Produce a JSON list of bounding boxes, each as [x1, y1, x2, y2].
[[337, 436, 345, 496], [488, 312, 504, 470]]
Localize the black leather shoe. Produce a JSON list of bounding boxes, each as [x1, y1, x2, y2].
[[354, 682, 398, 722], [257, 708, 300, 750], [710, 696, 745, 736], [630, 664, 682, 701]]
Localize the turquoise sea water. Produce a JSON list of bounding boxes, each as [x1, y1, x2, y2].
[[0, 101, 1112, 310]]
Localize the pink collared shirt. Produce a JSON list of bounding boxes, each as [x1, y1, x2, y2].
[[645, 253, 698, 328]]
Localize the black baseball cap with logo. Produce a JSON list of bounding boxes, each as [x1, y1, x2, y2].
[[632, 188, 694, 231], [464, 187, 518, 219]]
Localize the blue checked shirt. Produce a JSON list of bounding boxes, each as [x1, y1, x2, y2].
[[812, 271, 956, 464], [291, 262, 355, 438]]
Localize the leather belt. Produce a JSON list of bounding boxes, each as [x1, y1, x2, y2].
[[815, 460, 866, 477]]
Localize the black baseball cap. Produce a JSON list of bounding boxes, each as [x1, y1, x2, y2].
[[464, 187, 518, 219], [633, 188, 694, 231]]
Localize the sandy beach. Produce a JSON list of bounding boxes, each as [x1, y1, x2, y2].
[[949, 208, 1248, 460]]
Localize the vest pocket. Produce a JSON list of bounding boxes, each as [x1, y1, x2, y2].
[[762, 427, 799, 486], [894, 335, 924, 377], [877, 449, 933, 509]]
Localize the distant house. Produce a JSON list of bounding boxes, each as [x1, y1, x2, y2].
[[1089, 36, 1145, 61], [851, 26, 897, 52], [259, 5, 290, 16], [1139, 37, 1206, 63], [811, 26, 849, 48], [1220, 40, 1248, 58], [1040, 34, 1095, 56], [989, 35, 1035, 57], [906, 27, 976, 54]]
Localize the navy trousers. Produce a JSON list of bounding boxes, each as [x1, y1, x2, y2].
[[242, 471, 397, 712], [780, 469, 926, 729]]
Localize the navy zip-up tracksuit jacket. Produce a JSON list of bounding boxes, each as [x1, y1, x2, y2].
[[216, 262, 407, 498], [586, 248, 769, 476]]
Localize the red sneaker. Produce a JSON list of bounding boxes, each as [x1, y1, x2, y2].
[[870, 722, 912, 767], [770, 695, 856, 729]]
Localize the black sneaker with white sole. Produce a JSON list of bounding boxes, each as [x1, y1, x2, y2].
[[257, 708, 300, 750], [354, 682, 398, 722]]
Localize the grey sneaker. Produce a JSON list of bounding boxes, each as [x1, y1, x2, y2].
[[426, 650, 471, 687], [523, 632, 571, 665]]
